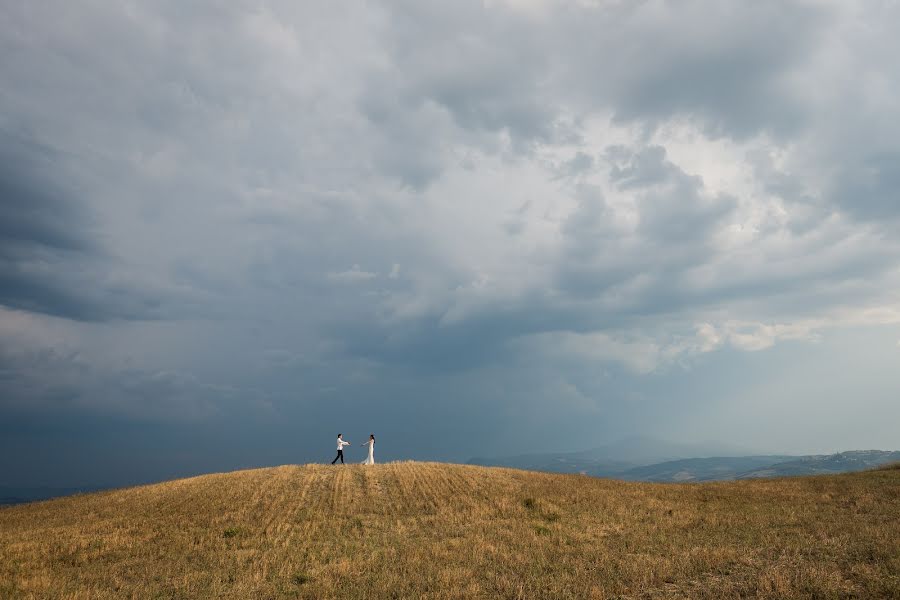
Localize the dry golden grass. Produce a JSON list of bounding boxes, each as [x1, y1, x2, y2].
[[1, 462, 898, 599]]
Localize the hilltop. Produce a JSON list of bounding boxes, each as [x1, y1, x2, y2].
[[1, 462, 898, 599]]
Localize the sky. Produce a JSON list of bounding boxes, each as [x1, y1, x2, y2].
[[2, 0, 900, 488]]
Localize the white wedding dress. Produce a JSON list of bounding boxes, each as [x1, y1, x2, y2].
[[361, 440, 375, 465]]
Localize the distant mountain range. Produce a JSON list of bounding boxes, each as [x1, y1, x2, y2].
[[733, 450, 900, 480], [467, 435, 756, 478], [468, 439, 900, 483]]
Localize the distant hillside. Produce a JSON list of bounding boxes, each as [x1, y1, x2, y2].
[[615, 455, 795, 482], [467, 436, 753, 477], [471, 445, 900, 482], [613, 451, 900, 483], [1, 462, 898, 598], [737, 450, 900, 479], [466, 450, 635, 477]]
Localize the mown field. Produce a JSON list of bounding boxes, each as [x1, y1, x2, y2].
[[1, 462, 898, 599]]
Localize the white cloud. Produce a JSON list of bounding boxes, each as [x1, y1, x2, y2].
[[327, 265, 377, 283]]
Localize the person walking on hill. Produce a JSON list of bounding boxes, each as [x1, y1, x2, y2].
[[361, 434, 375, 465], [332, 434, 351, 464]]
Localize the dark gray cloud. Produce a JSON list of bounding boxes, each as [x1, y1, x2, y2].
[[610, 145, 737, 242], [1, 0, 900, 488], [590, 1, 826, 139], [0, 135, 95, 254], [0, 131, 173, 321], [0, 339, 248, 426], [363, 0, 828, 180], [830, 151, 900, 221], [554, 146, 736, 306]]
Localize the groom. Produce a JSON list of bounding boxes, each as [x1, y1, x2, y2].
[[331, 433, 350, 464]]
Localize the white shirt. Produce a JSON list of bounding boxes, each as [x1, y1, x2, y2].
[[337, 438, 350, 451]]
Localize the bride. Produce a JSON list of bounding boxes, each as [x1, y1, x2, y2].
[[360, 434, 375, 465]]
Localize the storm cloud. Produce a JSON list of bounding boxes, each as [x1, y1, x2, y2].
[[2, 0, 899, 487]]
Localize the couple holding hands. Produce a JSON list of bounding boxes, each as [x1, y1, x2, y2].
[[331, 433, 375, 465]]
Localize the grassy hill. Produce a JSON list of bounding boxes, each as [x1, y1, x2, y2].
[[1, 463, 898, 599]]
